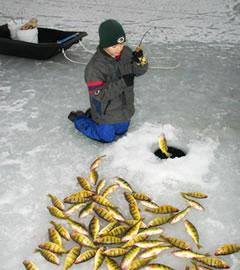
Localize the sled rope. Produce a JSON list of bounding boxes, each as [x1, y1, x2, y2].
[[62, 48, 87, 65], [79, 40, 95, 54]]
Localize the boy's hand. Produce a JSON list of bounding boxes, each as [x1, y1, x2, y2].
[[132, 47, 148, 66], [132, 47, 144, 60], [123, 74, 134, 86]]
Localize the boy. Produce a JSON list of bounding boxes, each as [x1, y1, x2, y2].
[[68, 19, 148, 142]]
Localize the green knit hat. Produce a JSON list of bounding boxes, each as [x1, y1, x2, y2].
[[98, 19, 126, 48]]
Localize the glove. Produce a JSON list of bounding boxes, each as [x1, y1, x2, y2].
[[122, 74, 134, 86], [132, 47, 144, 63], [132, 47, 148, 66]]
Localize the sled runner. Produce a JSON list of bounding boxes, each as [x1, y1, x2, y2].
[[0, 24, 87, 60]]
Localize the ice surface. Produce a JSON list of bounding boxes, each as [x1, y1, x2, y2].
[[0, 0, 240, 269]]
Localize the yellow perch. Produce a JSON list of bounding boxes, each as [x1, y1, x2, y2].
[[38, 241, 67, 254], [90, 155, 106, 171], [96, 179, 106, 194], [89, 216, 100, 240], [106, 257, 121, 270], [181, 192, 208, 199], [139, 246, 171, 259], [94, 247, 105, 270], [101, 183, 119, 197], [172, 250, 206, 259], [71, 230, 97, 248], [75, 249, 97, 264], [161, 235, 191, 250], [121, 246, 141, 270], [92, 194, 116, 208], [35, 248, 60, 265], [95, 235, 122, 244], [116, 177, 133, 192], [64, 190, 94, 204], [145, 205, 179, 214], [104, 248, 128, 257], [184, 219, 202, 249], [215, 243, 240, 256], [159, 133, 171, 157], [122, 219, 142, 242], [48, 227, 62, 247], [78, 202, 95, 218], [193, 256, 230, 269], [48, 193, 65, 211], [63, 246, 81, 270], [23, 260, 39, 270], [129, 256, 157, 270], [89, 169, 99, 185], [67, 217, 89, 236], [77, 176, 92, 191], [169, 206, 191, 224], [94, 206, 115, 222], [47, 206, 66, 219], [50, 221, 71, 240]]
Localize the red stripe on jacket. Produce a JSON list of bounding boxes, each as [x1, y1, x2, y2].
[[87, 81, 104, 87], [87, 81, 105, 95]]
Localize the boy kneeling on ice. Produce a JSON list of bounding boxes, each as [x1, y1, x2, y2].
[[68, 19, 148, 142]]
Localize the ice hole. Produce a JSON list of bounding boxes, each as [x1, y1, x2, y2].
[[154, 146, 186, 159]]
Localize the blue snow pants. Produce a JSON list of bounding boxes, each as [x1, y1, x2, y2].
[[74, 116, 130, 143]]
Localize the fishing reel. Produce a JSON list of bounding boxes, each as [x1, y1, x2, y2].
[[132, 47, 148, 66]]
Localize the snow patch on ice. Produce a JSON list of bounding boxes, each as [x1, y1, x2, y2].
[[104, 122, 219, 187]]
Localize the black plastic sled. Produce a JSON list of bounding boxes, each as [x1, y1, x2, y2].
[[0, 24, 87, 60]]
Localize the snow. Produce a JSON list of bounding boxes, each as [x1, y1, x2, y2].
[[0, 0, 240, 269]]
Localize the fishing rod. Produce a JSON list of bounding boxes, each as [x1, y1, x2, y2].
[[138, 26, 157, 47]]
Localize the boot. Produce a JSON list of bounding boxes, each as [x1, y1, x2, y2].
[[85, 108, 92, 118], [75, 110, 85, 117], [68, 111, 84, 122]]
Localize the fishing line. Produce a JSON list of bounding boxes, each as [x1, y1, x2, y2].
[[149, 56, 180, 70], [138, 26, 156, 47], [63, 30, 180, 70], [137, 26, 180, 69]]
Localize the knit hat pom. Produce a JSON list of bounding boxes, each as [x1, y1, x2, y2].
[[99, 19, 126, 48]]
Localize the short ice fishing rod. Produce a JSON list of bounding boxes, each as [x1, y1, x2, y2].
[[134, 26, 156, 66]]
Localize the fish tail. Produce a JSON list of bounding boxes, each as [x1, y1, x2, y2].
[[165, 152, 172, 157]]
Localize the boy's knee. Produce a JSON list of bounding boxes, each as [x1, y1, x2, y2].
[[98, 125, 116, 143], [74, 116, 89, 130], [114, 122, 130, 135]]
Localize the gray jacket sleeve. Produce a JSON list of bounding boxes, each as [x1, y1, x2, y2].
[[132, 61, 148, 77], [85, 63, 128, 103]]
